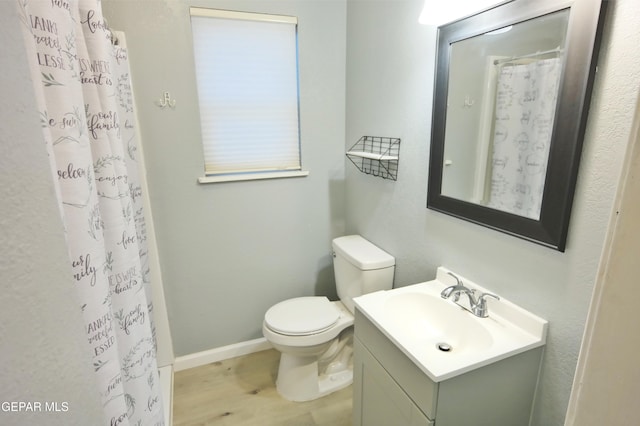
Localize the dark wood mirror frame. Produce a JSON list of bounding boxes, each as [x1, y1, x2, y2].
[[427, 0, 608, 252]]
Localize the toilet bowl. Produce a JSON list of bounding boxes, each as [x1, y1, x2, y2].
[[262, 297, 354, 401], [262, 235, 395, 401]]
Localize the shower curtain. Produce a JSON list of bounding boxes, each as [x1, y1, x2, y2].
[[19, 0, 164, 424], [487, 57, 562, 219]]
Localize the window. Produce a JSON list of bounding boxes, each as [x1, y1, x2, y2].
[[190, 8, 307, 183]]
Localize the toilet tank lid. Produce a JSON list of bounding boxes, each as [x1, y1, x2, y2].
[[332, 235, 395, 270]]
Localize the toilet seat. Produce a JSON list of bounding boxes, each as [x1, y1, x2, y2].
[[264, 297, 340, 336]]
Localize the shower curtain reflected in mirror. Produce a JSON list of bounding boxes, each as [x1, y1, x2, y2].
[[19, 0, 164, 424], [487, 57, 562, 220]]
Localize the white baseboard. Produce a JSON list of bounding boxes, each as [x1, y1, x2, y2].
[[173, 337, 273, 372]]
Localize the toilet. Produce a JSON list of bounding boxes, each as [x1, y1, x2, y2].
[[262, 235, 395, 401]]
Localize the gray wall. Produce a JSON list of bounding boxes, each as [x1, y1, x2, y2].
[[0, 3, 104, 424], [102, 0, 348, 356], [345, 0, 640, 425]]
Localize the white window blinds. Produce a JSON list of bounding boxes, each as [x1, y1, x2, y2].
[[190, 8, 302, 176]]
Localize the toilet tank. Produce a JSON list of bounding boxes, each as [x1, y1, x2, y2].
[[332, 235, 395, 314]]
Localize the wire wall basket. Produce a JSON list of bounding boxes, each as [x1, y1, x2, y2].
[[346, 136, 400, 181]]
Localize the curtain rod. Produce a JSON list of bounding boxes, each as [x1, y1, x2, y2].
[[494, 47, 563, 65]]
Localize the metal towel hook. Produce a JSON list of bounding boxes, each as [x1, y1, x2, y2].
[[155, 91, 176, 109]]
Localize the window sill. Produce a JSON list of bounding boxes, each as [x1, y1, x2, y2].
[[198, 170, 309, 184]]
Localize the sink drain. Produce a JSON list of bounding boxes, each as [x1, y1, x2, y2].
[[436, 342, 452, 352]]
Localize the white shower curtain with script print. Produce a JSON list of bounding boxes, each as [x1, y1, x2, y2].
[[487, 58, 562, 220], [19, 0, 164, 424]]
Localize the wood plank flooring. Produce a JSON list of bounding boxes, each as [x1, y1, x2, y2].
[[173, 349, 353, 426]]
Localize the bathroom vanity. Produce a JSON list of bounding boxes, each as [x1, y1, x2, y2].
[[352, 267, 547, 426]]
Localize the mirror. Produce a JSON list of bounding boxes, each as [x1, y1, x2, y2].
[[427, 0, 607, 251]]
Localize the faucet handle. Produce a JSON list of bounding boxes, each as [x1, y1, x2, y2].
[[473, 293, 500, 318], [446, 271, 461, 286], [478, 292, 500, 302]]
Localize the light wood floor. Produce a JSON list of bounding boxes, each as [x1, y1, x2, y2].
[[173, 349, 353, 426]]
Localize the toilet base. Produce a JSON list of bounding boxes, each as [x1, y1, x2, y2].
[[275, 330, 353, 402]]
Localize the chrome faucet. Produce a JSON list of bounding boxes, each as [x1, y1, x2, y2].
[[441, 272, 500, 318], [440, 272, 474, 301]]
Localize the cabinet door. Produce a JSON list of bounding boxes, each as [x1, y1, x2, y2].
[[354, 339, 433, 426]]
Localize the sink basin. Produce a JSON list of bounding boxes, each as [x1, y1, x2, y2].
[[384, 292, 494, 355], [353, 266, 548, 382]]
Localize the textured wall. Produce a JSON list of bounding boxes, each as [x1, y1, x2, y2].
[[344, 0, 640, 425], [102, 0, 348, 356], [0, 3, 104, 424]]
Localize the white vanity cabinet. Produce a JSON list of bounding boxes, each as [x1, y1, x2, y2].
[[353, 310, 544, 426]]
